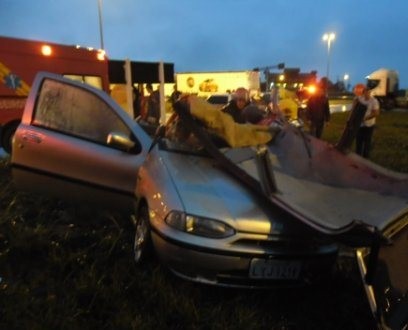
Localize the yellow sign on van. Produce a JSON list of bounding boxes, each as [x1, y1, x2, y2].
[[0, 61, 31, 96]]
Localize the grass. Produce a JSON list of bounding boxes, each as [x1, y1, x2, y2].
[[1, 110, 407, 329], [322, 110, 408, 172]]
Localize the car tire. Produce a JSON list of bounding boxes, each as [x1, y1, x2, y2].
[[133, 205, 153, 265]]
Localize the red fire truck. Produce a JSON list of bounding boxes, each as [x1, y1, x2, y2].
[[0, 35, 111, 153], [0, 35, 175, 153]]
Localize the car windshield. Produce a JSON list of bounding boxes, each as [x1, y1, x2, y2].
[[160, 113, 228, 155], [366, 79, 380, 90], [158, 94, 279, 156], [159, 95, 274, 155]]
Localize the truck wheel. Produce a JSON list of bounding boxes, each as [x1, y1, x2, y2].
[[1, 122, 19, 154]]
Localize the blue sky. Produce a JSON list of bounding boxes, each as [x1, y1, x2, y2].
[[1, 0, 408, 87]]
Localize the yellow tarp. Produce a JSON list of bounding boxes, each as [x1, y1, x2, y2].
[[188, 96, 273, 148]]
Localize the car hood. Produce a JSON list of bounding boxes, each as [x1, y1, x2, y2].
[[162, 152, 274, 234]]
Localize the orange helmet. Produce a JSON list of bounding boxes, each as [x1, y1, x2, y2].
[[353, 83, 366, 96]]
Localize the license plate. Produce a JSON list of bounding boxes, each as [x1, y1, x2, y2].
[[249, 259, 301, 280]]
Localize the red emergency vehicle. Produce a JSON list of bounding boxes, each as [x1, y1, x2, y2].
[[0, 35, 110, 153]]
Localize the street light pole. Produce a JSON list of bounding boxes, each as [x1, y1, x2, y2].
[[97, 0, 104, 50], [322, 32, 335, 82]]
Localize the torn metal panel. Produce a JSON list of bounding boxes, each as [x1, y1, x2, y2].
[[231, 123, 408, 235]]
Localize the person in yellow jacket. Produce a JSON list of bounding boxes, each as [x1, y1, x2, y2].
[[166, 95, 280, 149], [277, 88, 299, 120]]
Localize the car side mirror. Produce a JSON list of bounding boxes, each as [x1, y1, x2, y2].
[[107, 132, 135, 151]]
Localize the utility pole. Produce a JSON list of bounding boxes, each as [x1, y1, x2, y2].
[[97, 0, 105, 50]]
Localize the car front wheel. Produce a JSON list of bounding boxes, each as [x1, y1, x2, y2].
[[133, 206, 153, 265]]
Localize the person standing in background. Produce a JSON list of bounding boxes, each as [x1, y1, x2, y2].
[[145, 83, 160, 125], [306, 82, 331, 138], [354, 84, 380, 158], [132, 85, 142, 119], [170, 84, 182, 104]]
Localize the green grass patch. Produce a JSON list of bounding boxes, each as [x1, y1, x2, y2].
[[322, 110, 408, 172]]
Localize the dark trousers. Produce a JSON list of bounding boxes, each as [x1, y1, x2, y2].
[[309, 121, 325, 138], [356, 126, 375, 158]]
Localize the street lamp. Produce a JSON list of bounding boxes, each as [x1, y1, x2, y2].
[[343, 73, 349, 91], [322, 32, 335, 82], [97, 0, 104, 50]]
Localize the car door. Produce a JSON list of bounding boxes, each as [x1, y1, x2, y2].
[[11, 72, 151, 212]]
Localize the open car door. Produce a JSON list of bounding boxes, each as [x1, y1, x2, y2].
[[11, 72, 151, 212]]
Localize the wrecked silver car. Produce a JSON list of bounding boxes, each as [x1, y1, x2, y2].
[[11, 72, 408, 329]]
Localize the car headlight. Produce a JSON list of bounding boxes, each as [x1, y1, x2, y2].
[[165, 211, 235, 238]]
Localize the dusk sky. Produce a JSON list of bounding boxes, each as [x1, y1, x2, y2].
[[1, 0, 408, 87]]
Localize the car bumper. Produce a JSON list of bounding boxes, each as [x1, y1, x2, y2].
[[152, 231, 338, 288]]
